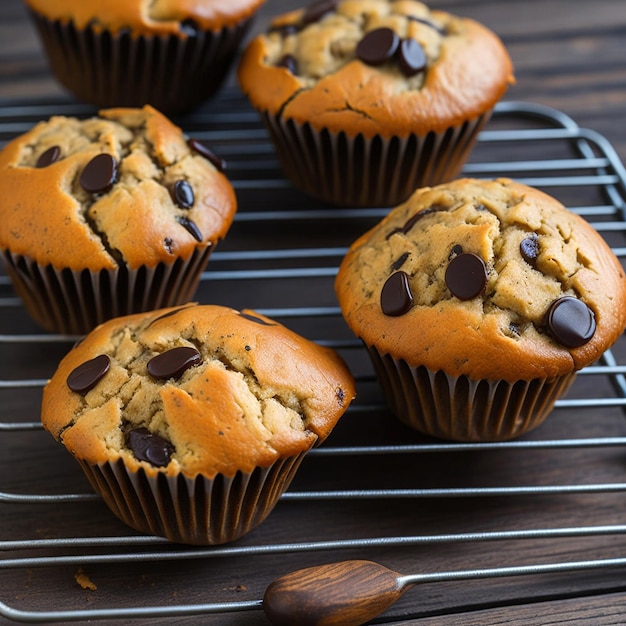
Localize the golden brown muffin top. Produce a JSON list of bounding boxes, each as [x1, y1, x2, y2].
[[0, 105, 236, 271], [238, 0, 514, 137], [41, 304, 356, 478], [24, 0, 265, 34], [335, 178, 626, 381]]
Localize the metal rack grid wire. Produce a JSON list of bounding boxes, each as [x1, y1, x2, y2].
[[2, 91, 626, 624]]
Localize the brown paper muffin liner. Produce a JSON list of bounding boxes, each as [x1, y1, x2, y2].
[[29, 11, 253, 114], [262, 111, 491, 207], [1, 247, 211, 335], [77, 451, 309, 545], [367, 346, 577, 442]]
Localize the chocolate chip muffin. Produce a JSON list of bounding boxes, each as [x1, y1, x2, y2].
[[238, 0, 514, 207], [0, 105, 236, 335], [41, 303, 356, 544], [24, 0, 265, 113], [335, 178, 626, 441]]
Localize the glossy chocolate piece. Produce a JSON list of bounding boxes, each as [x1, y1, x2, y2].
[[170, 180, 195, 209], [386, 205, 449, 239], [79, 153, 117, 194], [66, 354, 111, 395], [36, 145, 61, 168], [397, 38, 427, 76], [239, 312, 275, 325], [356, 28, 399, 66], [176, 216, 203, 242], [544, 296, 596, 348], [187, 138, 226, 172], [520, 234, 539, 267], [381, 271, 414, 316], [407, 15, 447, 35], [445, 252, 488, 300], [126, 427, 174, 467], [391, 252, 410, 271], [147, 346, 202, 380], [277, 54, 298, 74], [301, 0, 336, 26]]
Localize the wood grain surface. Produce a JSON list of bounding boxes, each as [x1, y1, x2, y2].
[[1, 1, 626, 625]]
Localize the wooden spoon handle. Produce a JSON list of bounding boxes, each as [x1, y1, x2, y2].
[[263, 559, 408, 626]]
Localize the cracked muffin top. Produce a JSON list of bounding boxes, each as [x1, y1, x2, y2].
[[41, 303, 356, 478], [238, 0, 514, 137], [335, 178, 626, 381], [0, 105, 236, 271], [23, 0, 265, 35]]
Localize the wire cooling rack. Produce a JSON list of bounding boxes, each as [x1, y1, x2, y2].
[[2, 91, 626, 624]]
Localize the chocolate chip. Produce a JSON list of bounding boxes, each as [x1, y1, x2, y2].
[[392, 252, 410, 271], [187, 138, 226, 172], [180, 19, 199, 35], [445, 253, 487, 300], [170, 180, 194, 209], [397, 38, 426, 77], [277, 53, 298, 74], [407, 15, 446, 35], [126, 427, 174, 467], [357, 28, 399, 66], [147, 346, 202, 380], [239, 311, 275, 325], [544, 296, 596, 348], [520, 234, 539, 267], [177, 216, 203, 242], [301, 0, 336, 26], [36, 145, 61, 168], [381, 271, 414, 316], [80, 153, 117, 194], [66, 354, 111, 395], [269, 22, 299, 36], [164, 237, 174, 254], [448, 244, 464, 260], [386, 204, 449, 239]]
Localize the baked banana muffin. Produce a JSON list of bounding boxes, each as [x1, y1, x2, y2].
[[25, 0, 265, 113], [335, 178, 626, 441], [41, 303, 356, 544], [0, 105, 236, 335], [238, 0, 514, 207]]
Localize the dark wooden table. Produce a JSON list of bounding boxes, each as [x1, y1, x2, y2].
[[2, 1, 626, 625]]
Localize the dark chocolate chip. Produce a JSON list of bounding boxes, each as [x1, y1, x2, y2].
[[126, 427, 174, 467], [239, 311, 275, 325], [36, 145, 61, 168], [177, 216, 203, 242], [164, 237, 174, 254], [445, 253, 487, 300], [397, 38, 427, 77], [170, 179, 195, 209], [269, 22, 299, 36], [145, 306, 190, 328], [520, 234, 539, 267], [448, 244, 464, 260], [187, 138, 226, 172], [301, 0, 336, 26], [80, 153, 117, 194], [544, 296, 596, 348], [180, 19, 199, 35], [381, 271, 414, 316], [392, 252, 410, 271], [356, 27, 399, 66], [277, 53, 298, 74], [386, 204, 449, 239], [147, 346, 202, 380], [67, 354, 111, 395], [407, 15, 447, 35]]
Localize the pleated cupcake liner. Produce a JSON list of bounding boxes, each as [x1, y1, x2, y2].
[[78, 451, 309, 545], [262, 111, 491, 207], [29, 11, 253, 114], [2, 246, 211, 335], [367, 346, 578, 442]]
